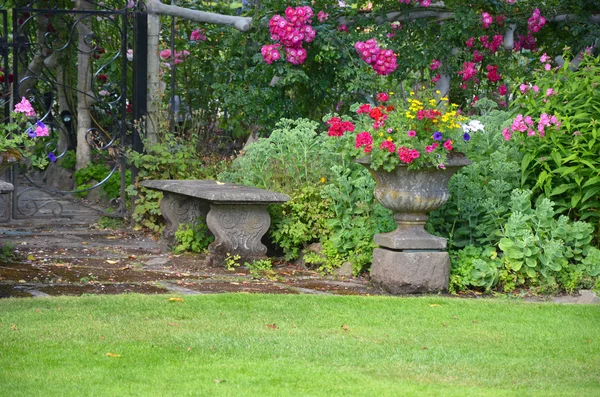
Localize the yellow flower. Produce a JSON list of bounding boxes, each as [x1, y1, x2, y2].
[[320, 177, 326, 183], [387, 137, 393, 141], [379, 132, 384, 137], [409, 91, 414, 95], [429, 99, 437, 106], [389, 92, 394, 95], [440, 97, 449, 101], [435, 90, 441, 94]]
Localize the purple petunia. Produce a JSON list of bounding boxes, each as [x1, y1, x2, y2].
[[463, 132, 471, 141], [48, 152, 56, 163], [433, 131, 443, 141]]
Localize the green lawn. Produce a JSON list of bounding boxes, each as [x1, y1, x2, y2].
[[1, 294, 599, 396]]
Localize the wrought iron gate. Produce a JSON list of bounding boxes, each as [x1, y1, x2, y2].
[[0, 0, 136, 222]]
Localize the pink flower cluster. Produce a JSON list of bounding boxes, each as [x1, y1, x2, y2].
[[397, 146, 420, 164], [317, 11, 328, 22], [14, 97, 36, 117], [486, 64, 501, 82], [429, 59, 440, 70], [326, 117, 355, 137], [356, 131, 373, 152], [515, 9, 547, 52], [190, 29, 207, 42], [481, 12, 493, 29], [261, 44, 282, 64], [479, 35, 504, 53], [380, 140, 396, 153], [263, 6, 316, 65], [355, 39, 398, 75], [503, 113, 560, 140], [159, 49, 190, 65], [528, 8, 546, 33], [458, 62, 477, 82]]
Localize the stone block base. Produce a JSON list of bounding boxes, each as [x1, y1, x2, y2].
[[371, 248, 450, 294]]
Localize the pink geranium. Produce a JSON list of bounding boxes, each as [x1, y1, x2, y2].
[[14, 97, 36, 117]]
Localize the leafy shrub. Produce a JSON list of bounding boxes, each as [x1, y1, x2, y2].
[[497, 189, 600, 291], [173, 220, 214, 254], [319, 164, 395, 274], [506, 51, 600, 243], [428, 110, 522, 248], [449, 246, 503, 293], [74, 163, 130, 201], [219, 118, 341, 195], [269, 185, 333, 261]]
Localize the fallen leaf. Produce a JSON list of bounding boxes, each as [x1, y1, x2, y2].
[[18, 280, 26, 283], [210, 346, 216, 351], [216, 181, 225, 185], [54, 263, 66, 267], [106, 260, 118, 264], [118, 266, 130, 271], [105, 352, 121, 358], [443, 324, 447, 327], [421, 346, 428, 350], [266, 323, 278, 329], [128, 255, 137, 259], [429, 304, 441, 307], [11, 324, 18, 331], [187, 347, 192, 352], [472, 320, 479, 323], [169, 297, 184, 302], [452, 316, 458, 320], [106, 236, 118, 239], [341, 324, 349, 331], [81, 242, 88, 245], [27, 254, 35, 261], [213, 379, 226, 384], [168, 322, 180, 327]]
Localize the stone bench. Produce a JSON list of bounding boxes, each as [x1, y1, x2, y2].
[[141, 180, 289, 260]]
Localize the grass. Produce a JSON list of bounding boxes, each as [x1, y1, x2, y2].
[[1, 294, 599, 396]]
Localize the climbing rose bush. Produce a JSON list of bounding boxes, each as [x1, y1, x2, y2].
[[261, 6, 316, 65]]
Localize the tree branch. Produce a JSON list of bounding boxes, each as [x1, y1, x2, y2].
[[145, 0, 252, 32]]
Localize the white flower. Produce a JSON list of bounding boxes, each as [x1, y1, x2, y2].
[[462, 120, 485, 133]]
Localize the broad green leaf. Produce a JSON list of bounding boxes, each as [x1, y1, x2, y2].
[[553, 166, 579, 177], [550, 183, 577, 196], [571, 193, 582, 208], [582, 176, 600, 188]]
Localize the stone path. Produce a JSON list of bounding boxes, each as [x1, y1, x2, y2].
[[0, 223, 382, 299]]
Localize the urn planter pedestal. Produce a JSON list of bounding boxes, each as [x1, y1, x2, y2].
[[359, 155, 471, 294]]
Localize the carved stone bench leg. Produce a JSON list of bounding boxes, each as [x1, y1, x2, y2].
[[160, 192, 209, 242], [206, 204, 270, 259]]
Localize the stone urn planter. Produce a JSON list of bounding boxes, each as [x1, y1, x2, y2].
[[358, 154, 471, 294]]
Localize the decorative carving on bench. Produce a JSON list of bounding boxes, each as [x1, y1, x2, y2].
[[160, 192, 209, 240], [207, 204, 270, 257], [141, 180, 289, 262]]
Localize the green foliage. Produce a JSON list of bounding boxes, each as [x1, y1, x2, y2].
[[97, 216, 126, 230], [173, 220, 214, 254], [269, 185, 333, 261], [244, 258, 275, 279], [74, 163, 129, 201], [57, 150, 76, 171], [508, 52, 600, 243], [127, 129, 228, 232], [225, 253, 242, 271], [497, 189, 600, 292], [319, 164, 395, 274], [0, 242, 17, 263], [428, 110, 522, 248], [449, 246, 502, 293], [220, 118, 341, 195]]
